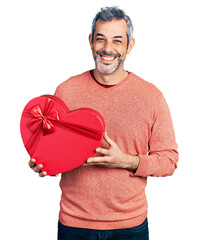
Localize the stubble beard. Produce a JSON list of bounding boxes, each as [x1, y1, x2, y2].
[[93, 52, 124, 74]]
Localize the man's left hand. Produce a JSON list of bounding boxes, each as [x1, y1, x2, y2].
[[84, 131, 140, 172]]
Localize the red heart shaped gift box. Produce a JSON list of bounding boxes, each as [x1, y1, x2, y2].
[[20, 95, 105, 175]]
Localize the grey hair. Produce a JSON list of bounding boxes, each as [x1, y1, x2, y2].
[[91, 7, 134, 46]]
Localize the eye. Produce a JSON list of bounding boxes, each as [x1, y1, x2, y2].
[[114, 39, 122, 43], [96, 38, 105, 42]]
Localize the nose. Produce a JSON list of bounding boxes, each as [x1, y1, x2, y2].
[[103, 40, 113, 53]]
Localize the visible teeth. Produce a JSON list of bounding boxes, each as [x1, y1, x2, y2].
[[101, 56, 115, 60]]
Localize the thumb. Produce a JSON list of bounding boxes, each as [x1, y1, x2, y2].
[[103, 131, 116, 147]]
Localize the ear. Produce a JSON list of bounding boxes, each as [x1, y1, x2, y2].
[[127, 38, 135, 54], [89, 34, 93, 50]]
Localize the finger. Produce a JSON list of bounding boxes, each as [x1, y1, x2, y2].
[[82, 163, 91, 166], [87, 156, 110, 163], [33, 164, 43, 173], [84, 162, 111, 168], [95, 147, 110, 155], [29, 158, 36, 168], [39, 171, 47, 177], [104, 131, 116, 147]]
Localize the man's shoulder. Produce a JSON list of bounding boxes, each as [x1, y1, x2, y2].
[[56, 71, 90, 89], [130, 72, 163, 97]]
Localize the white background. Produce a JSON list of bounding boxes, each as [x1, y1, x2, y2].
[[1, 0, 199, 239]]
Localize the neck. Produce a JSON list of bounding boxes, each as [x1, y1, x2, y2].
[[94, 67, 128, 85]]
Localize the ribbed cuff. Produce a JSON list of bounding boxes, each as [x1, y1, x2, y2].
[[129, 155, 149, 177]]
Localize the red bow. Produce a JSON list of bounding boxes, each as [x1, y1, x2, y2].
[[27, 102, 59, 136]]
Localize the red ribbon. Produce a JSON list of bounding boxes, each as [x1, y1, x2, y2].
[[27, 105, 59, 136], [23, 98, 103, 156]]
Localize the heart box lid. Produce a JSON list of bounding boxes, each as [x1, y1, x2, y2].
[[20, 94, 105, 175]]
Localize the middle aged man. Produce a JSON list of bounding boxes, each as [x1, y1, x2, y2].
[[29, 6, 178, 240]]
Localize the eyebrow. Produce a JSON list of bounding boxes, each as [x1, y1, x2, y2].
[[95, 33, 123, 38], [96, 33, 104, 37], [113, 36, 123, 39]]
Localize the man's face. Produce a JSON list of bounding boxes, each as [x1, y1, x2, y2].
[[89, 19, 133, 74]]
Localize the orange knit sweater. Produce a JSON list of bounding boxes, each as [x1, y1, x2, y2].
[[55, 71, 178, 230]]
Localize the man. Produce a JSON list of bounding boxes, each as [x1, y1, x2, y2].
[[29, 7, 178, 240]]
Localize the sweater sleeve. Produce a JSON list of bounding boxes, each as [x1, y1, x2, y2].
[[133, 93, 179, 177]]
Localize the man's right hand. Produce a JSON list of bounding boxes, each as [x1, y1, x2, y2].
[[28, 158, 47, 177]]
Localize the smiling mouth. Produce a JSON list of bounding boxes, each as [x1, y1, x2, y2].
[[96, 51, 121, 63], [100, 55, 116, 61]]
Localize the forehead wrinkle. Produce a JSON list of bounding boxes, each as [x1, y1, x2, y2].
[[95, 19, 127, 37]]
